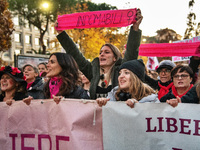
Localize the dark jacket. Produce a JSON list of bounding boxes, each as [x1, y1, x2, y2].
[[0, 92, 28, 102], [181, 85, 199, 103], [63, 86, 90, 99], [189, 56, 200, 83], [27, 77, 45, 99], [57, 26, 141, 99]]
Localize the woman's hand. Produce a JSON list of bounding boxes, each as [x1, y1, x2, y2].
[[96, 98, 110, 107], [126, 98, 138, 108], [53, 95, 64, 104], [23, 96, 33, 105], [166, 96, 181, 107], [6, 99, 15, 106], [54, 21, 63, 34], [132, 8, 143, 31]]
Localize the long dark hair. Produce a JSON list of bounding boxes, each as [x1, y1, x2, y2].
[[44, 53, 80, 98]]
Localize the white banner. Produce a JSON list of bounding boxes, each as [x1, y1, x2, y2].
[[103, 102, 200, 150]]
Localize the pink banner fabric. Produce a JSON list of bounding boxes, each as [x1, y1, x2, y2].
[[0, 100, 102, 150], [139, 42, 200, 57], [55, 9, 137, 30]]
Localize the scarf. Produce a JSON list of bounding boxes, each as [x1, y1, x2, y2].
[[49, 77, 63, 98], [172, 84, 193, 98], [158, 82, 173, 100], [27, 82, 34, 90]]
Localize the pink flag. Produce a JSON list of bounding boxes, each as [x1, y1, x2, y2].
[[55, 9, 137, 30], [139, 42, 200, 57]]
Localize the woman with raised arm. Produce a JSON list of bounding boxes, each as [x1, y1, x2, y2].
[[55, 9, 143, 99]]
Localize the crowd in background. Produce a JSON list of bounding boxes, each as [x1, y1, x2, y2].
[[0, 9, 200, 108]]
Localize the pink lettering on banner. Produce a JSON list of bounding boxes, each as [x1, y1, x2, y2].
[[56, 135, 70, 150], [55, 9, 137, 30], [146, 117, 200, 136], [193, 120, 200, 136], [166, 117, 178, 133], [21, 134, 35, 150], [179, 118, 191, 135], [9, 134, 17, 150], [38, 134, 52, 150]]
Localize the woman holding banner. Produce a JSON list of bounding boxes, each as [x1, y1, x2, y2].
[[0, 66, 29, 105], [55, 9, 143, 99], [43, 53, 90, 103], [160, 65, 195, 106], [96, 59, 159, 108]]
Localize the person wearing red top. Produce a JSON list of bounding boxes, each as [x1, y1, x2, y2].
[[160, 65, 193, 104]]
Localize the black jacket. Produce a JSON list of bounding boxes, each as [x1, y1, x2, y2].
[[181, 85, 199, 103], [27, 77, 45, 99], [0, 92, 28, 102], [63, 86, 90, 99]]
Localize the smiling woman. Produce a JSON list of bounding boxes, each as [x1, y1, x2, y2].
[[43, 53, 90, 103], [56, 9, 143, 99], [96, 59, 159, 108], [0, 66, 28, 105]]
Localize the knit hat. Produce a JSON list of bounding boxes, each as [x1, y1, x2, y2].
[[0, 66, 26, 84], [156, 60, 176, 72], [119, 59, 145, 81]]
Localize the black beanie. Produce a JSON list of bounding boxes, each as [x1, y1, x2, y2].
[[119, 59, 145, 81]]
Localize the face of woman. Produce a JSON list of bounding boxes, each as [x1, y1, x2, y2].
[[38, 64, 47, 73], [158, 68, 171, 83], [173, 70, 192, 89], [23, 66, 38, 83], [118, 69, 131, 92], [0, 74, 16, 92], [46, 55, 62, 78], [99, 46, 116, 68]]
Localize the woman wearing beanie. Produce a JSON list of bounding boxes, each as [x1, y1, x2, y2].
[[160, 65, 194, 104], [55, 9, 143, 99], [96, 59, 159, 108], [145, 60, 176, 100], [0, 66, 29, 105]]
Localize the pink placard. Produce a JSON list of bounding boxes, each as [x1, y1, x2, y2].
[[55, 8, 137, 30]]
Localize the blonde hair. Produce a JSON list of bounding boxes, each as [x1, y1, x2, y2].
[[116, 72, 156, 101]]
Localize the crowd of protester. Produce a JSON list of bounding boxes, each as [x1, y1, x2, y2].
[[0, 9, 200, 109]]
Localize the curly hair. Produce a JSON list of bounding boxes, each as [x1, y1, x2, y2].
[[115, 71, 155, 101], [44, 53, 80, 98]]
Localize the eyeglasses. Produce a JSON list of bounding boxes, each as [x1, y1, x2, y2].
[[173, 74, 189, 79], [158, 69, 171, 74]]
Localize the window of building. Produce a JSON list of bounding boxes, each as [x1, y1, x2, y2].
[[25, 35, 31, 44], [44, 39, 48, 46], [14, 33, 21, 42], [35, 38, 39, 45], [15, 49, 21, 55], [13, 16, 19, 26]]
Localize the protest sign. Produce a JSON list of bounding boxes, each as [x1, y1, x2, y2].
[[103, 102, 200, 150], [55, 9, 137, 30]]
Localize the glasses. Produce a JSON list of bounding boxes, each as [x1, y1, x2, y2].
[[173, 74, 189, 79], [158, 69, 171, 74]]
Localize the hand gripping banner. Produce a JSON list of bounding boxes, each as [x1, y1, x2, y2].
[[55, 8, 137, 30]]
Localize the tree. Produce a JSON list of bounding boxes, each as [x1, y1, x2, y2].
[[184, 0, 200, 39], [8, 0, 77, 54], [0, 0, 14, 51], [0, 0, 14, 66], [156, 28, 181, 43]]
